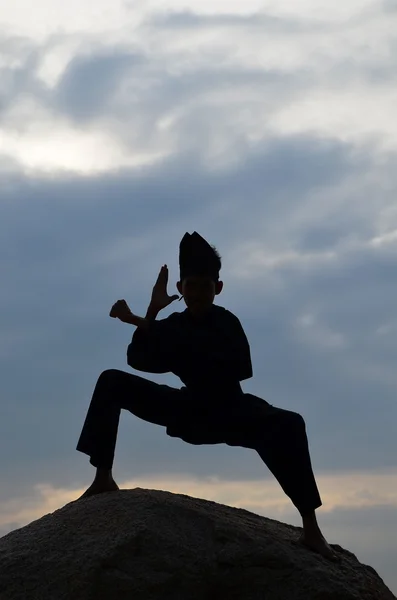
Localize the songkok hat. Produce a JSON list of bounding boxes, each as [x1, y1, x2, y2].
[[179, 231, 221, 281]]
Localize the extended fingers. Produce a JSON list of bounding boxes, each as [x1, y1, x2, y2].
[[155, 264, 168, 285]]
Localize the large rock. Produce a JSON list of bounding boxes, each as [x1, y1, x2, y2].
[[0, 488, 395, 600]]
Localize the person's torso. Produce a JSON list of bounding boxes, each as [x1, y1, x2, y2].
[[168, 305, 244, 398]]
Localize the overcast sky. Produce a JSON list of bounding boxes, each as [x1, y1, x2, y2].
[[1, 0, 396, 593]]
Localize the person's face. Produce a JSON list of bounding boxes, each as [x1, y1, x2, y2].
[[177, 276, 223, 315]]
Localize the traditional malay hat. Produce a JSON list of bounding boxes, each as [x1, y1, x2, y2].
[[179, 231, 221, 282]]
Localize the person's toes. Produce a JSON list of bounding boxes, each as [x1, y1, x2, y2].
[[298, 534, 340, 562], [76, 479, 120, 501], [77, 487, 99, 500]]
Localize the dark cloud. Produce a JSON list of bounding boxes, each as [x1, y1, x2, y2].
[[49, 56, 313, 155], [381, 0, 397, 14], [0, 129, 396, 506], [0, 133, 359, 299], [146, 9, 325, 33], [147, 4, 397, 36], [0, 37, 44, 120], [55, 51, 147, 122], [2, 14, 395, 148]]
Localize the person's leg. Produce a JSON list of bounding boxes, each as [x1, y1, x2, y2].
[[76, 368, 180, 498], [254, 407, 322, 514], [245, 401, 337, 560]]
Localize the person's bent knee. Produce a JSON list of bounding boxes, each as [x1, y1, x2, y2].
[[97, 368, 125, 385], [98, 368, 122, 379]]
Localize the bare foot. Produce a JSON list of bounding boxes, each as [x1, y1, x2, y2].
[[77, 478, 119, 500], [299, 532, 339, 562]]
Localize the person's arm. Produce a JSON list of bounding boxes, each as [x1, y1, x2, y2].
[[225, 313, 253, 381], [127, 307, 176, 373], [142, 303, 160, 326], [201, 312, 253, 383], [110, 264, 180, 373]]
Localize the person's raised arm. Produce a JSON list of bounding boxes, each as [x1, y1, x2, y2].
[[110, 265, 180, 373], [109, 264, 179, 327], [109, 299, 148, 327]]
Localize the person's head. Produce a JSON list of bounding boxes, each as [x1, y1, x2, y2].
[[177, 232, 223, 315], [177, 274, 223, 314]]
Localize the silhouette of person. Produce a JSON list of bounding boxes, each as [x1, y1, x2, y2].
[[76, 231, 337, 560]]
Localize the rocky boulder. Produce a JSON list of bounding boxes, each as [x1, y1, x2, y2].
[[0, 488, 395, 599]]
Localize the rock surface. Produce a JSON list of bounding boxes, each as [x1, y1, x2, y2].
[[0, 488, 395, 600]]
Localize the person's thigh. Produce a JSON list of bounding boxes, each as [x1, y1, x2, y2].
[[105, 369, 186, 428], [224, 393, 301, 447]]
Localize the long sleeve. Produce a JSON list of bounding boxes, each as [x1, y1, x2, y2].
[[225, 315, 253, 381], [203, 311, 253, 382], [127, 314, 178, 374]]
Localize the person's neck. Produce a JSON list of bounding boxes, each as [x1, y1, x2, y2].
[[187, 305, 214, 319]]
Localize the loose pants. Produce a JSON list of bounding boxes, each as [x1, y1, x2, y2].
[[76, 369, 322, 516]]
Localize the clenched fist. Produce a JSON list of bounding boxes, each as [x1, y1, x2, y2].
[[109, 299, 137, 324]]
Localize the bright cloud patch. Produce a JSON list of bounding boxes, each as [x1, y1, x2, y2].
[[1, 0, 396, 172]]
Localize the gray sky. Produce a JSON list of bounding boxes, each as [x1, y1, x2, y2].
[[1, 0, 396, 593]]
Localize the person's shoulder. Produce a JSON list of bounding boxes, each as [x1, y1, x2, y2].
[[154, 310, 184, 328], [212, 305, 241, 323], [166, 310, 184, 322]]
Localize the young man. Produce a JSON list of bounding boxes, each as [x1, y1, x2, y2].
[[76, 232, 336, 560]]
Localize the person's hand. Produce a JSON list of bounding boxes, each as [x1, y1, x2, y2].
[[149, 265, 179, 311], [109, 299, 137, 324]]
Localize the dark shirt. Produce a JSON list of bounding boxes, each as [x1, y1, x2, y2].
[[127, 304, 253, 399]]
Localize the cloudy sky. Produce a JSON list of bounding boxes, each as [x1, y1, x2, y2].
[[1, 0, 397, 592]]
